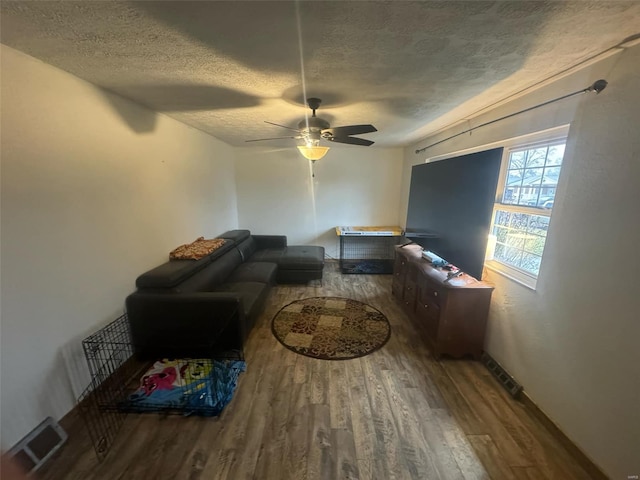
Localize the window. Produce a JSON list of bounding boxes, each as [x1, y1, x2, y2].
[[487, 140, 566, 287]]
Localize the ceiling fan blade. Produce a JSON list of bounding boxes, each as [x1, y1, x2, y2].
[[264, 121, 300, 132], [245, 136, 300, 143], [323, 124, 377, 136], [327, 136, 375, 147]]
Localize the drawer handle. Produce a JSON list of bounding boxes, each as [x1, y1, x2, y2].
[[434, 291, 438, 297], [424, 304, 428, 308]]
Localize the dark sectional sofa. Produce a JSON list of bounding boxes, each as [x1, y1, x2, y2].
[[125, 230, 324, 359]]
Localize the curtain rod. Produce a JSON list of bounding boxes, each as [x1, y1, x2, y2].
[[414, 79, 608, 155]]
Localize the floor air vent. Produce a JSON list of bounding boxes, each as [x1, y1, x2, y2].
[[481, 352, 523, 398], [8, 417, 67, 474]]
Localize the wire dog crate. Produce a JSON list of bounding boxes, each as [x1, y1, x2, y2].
[[336, 226, 403, 274], [78, 313, 245, 460], [78, 315, 140, 460], [339, 235, 400, 274]]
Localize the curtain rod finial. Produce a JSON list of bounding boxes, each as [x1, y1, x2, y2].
[[591, 79, 608, 94]]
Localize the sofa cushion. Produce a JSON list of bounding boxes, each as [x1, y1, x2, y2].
[[248, 248, 284, 263], [252, 235, 287, 249], [219, 230, 252, 245], [204, 240, 236, 262], [136, 241, 236, 289], [235, 237, 258, 262], [178, 249, 243, 292], [227, 261, 277, 284], [136, 256, 211, 289]]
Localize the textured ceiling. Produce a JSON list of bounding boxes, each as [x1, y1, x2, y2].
[[2, 1, 639, 147]]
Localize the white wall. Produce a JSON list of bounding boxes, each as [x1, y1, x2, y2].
[[0, 46, 239, 448], [235, 146, 404, 259], [402, 45, 640, 477]]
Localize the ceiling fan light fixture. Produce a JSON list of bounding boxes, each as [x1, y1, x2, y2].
[[297, 145, 330, 161]]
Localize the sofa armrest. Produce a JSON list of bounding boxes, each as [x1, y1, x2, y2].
[[125, 292, 246, 359], [252, 235, 287, 250]]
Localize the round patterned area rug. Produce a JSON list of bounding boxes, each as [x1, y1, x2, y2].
[[271, 296, 391, 360]]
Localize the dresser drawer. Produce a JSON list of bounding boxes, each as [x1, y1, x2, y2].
[[416, 298, 440, 319], [416, 301, 440, 339], [403, 279, 417, 311], [393, 255, 409, 278], [418, 281, 443, 307]]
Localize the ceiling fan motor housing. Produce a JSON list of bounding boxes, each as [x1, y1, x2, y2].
[[298, 117, 330, 143]]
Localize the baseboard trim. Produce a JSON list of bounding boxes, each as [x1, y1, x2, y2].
[[519, 393, 608, 480]]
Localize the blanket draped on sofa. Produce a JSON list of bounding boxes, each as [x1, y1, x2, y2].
[[169, 237, 227, 260]]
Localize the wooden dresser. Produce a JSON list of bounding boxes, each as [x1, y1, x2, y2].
[[392, 244, 494, 359]]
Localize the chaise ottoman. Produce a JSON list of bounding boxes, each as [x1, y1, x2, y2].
[[220, 230, 325, 284], [274, 245, 325, 283]]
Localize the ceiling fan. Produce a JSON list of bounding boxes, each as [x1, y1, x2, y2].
[[245, 98, 377, 160]]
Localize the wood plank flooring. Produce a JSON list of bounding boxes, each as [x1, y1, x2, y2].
[[39, 261, 593, 480]]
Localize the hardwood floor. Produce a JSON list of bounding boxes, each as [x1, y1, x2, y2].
[[40, 261, 593, 480]]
